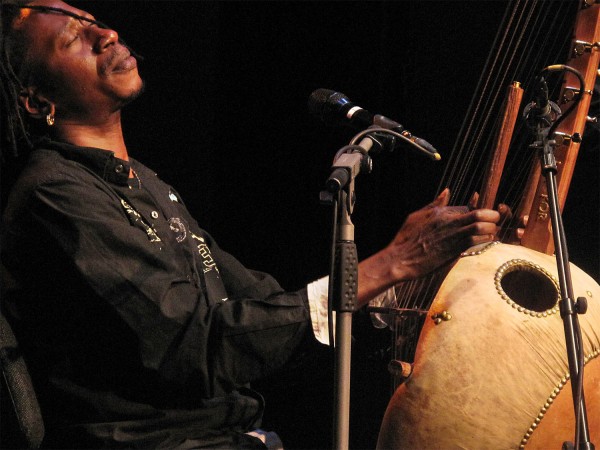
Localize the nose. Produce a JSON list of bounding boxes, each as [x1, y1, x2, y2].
[[91, 27, 119, 53]]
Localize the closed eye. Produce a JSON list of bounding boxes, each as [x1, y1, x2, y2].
[[20, 4, 144, 60], [65, 19, 95, 47], [66, 34, 79, 47]]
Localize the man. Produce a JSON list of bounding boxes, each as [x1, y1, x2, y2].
[[0, 1, 503, 448]]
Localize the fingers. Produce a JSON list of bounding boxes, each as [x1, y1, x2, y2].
[[472, 208, 502, 223], [461, 220, 499, 238], [467, 233, 498, 247], [497, 203, 512, 219], [450, 208, 501, 227], [445, 213, 500, 248], [446, 225, 497, 253]]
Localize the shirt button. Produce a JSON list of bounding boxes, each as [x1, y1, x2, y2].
[[115, 164, 124, 173], [151, 211, 159, 219]]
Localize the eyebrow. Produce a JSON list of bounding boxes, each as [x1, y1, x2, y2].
[[18, 5, 144, 60]]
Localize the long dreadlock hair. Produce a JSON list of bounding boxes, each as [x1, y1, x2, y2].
[[1, 0, 35, 161]]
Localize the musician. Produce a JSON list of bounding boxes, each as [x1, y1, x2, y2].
[[0, 1, 504, 448]]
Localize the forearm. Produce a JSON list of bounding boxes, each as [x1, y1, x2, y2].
[[357, 247, 407, 309]]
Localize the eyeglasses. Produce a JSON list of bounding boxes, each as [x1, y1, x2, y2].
[[17, 4, 144, 61]]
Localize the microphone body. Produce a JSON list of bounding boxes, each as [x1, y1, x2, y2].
[[524, 77, 561, 127], [308, 89, 440, 158], [532, 77, 552, 120], [308, 89, 405, 131]]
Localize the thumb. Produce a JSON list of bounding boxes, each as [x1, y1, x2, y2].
[[431, 188, 450, 208], [468, 191, 479, 210]]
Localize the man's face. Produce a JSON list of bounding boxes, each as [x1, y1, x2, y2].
[[15, 0, 143, 121]]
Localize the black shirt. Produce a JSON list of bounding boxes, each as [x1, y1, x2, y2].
[[2, 139, 317, 448]]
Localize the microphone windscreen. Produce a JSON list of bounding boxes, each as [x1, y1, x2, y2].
[[308, 89, 349, 124]]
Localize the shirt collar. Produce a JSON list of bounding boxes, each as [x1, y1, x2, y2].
[[38, 137, 131, 185]]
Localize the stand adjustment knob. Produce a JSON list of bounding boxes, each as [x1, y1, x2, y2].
[[575, 296, 588, 314]]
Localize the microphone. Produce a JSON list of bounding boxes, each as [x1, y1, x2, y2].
[[524, 77, 561, 127], [308, 88, 441, 159], [534, 77, 550, 114]]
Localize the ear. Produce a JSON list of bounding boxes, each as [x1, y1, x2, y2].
[[19, 87, 55, 120]]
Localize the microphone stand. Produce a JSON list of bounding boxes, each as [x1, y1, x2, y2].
[[321, 127, 439, 449], [322, 142, 370, 450], [528, 120, 594, 450]]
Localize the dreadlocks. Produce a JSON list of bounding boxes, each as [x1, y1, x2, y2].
[[1, 0, 34, 160]]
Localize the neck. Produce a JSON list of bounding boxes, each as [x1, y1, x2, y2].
[[54, 111, 129, 161]]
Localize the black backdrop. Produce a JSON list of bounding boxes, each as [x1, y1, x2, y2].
[[19, 1, 600, 448], [75, 0, 599, 289]]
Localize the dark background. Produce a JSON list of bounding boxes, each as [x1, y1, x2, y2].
[[78, 0, 599, 287], [15, 1, 600, 448]]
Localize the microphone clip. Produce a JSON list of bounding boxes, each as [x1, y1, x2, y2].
[[326, 143, 373, 194], [523, 99, 562, 129], [364, 127, 398, 155]]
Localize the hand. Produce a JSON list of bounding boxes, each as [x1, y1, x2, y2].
[[385, 188, 501, 279], [357, 188, 501, 305]]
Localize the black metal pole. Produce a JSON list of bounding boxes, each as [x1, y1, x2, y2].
[[535, 127, 594, 450], [324, 151, 363, 450]]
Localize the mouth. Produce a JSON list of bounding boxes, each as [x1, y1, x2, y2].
[[113, 53, 137, 73], [102, 47, 138, 74]]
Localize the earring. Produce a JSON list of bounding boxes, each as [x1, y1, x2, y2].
[[46, 113, 55, 126]]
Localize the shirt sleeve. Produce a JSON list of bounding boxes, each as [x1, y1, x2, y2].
[[306, 276, 396, 344], [306, 276, 333, 345]]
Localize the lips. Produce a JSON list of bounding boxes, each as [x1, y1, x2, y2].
[[101, 47, 137, 74], [113, 53, 137, 73]]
